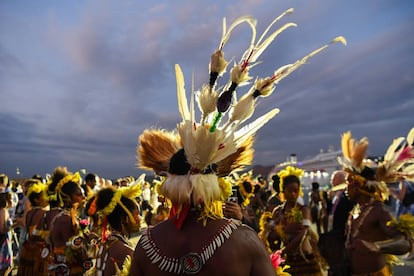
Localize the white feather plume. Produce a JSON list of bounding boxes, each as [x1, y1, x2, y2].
[[234, 108, 280, 147], [162, 174, 192, 205], [407, 127, 414, 146], [383, 137, 405, 167], [190, 174, 221, 204], [175, 64, 190, 121], [173, 12, 344, 177]]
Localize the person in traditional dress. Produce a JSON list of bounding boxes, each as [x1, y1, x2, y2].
[[48, 171, 89, 276], [89, 182, 142, 276], [128, 4, 346, 275], [223, 172, 260, 231], [0, 192, 13, 276], [309, 181, 323, 235], [339, 130, 414, 276], [318, 170, 355, 276], [264, 166, 325, 275], [267, 174, 283, 212], [17, 179, 49, 276]]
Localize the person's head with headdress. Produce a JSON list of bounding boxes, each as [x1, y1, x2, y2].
[[376, 127, 414, 184], [85, 194, 99, 221], [137, 13, 346, 229], [25, 178, 48, 208], [0, 173, 8, 192], [274, 166, 304, 203], [84, 173, 97, 188], [270, 174, 281, 194], [338, 129, 414, 202], [47, 166, 70, 208], [47, 167, 84, 209], [87, 175, 144, 239], [232, 171, 255, 207], [338, 131, 387, 201], [32, 174, 44, 183]]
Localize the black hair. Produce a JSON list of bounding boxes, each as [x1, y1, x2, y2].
[[282, 175, 301, 190], [96, 187, 138, 231], [60, 181, 81, 199], [0, 193, 8, 208], [311, 182, 320, 191], [360, 166, 376, 181], [0, 174, 8, 186], [24, 179, 44, 206], [32, 174, 44, 182], [48, 167, 70, 208], [169, 148, 191, 175], [271, 175, 280, 193], [85, 173, 97, 182], [48, 167, 69, 192], [242, 180, 253, 194], [28, 192, 42, 206]]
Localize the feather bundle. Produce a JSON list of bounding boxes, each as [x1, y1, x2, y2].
[[338, 131, 368, 172], [162, 174, 192, 205], [377, 127, 414, 183], [137, 129, 181, 173], [136, 10, 346, 225], [121, 173, 145, 199]]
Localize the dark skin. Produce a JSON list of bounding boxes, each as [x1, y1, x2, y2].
[[130, 210, 275, 276], [345, 180, 410, 274], [99, 207, 140, 276], [271, 181, 313, 256], [25, 193, 48, 238], [50, 186, 85, 250]]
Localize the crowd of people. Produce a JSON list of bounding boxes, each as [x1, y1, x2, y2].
[[1, 151, 413, 276]]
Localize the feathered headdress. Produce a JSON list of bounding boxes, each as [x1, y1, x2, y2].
[[26, 180, 48, 202], [377, 127, 414, 183], [233, 170, 255, 207], [88, 174, 145, 241], [98, 174, 145, 217], [137, 10, 346, 228], [337, 131, 387, 199], [48, 171, 82, 206], [338, 128, 414, 200], [338, 131, 370, 173], [275, 166, 304, 201]]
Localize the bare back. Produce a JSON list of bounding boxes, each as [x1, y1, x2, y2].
[[130, 213, 274, 276]]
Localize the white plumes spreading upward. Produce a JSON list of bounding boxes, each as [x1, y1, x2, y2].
[[174, 10, 346, 173]]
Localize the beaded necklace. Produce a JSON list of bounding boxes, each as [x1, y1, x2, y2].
[[345, 198, 375, 247], [140, 218, 240, 274]]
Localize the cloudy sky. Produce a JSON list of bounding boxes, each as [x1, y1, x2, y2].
[[1, 0, 413, 180]]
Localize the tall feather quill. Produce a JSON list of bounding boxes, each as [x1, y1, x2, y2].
[[175, 64, 190, 121]]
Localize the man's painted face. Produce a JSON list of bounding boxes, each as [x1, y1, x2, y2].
[[346, 177, 360, 200]]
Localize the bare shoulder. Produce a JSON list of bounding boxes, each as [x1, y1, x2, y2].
[[51, 212, 72, 231], [234, 223, 263, 243], [131, 219, 274, 276]]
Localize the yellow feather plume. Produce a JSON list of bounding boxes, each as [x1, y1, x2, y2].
[[341, 131, 352, 159], [351, 137, 369, 169]]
